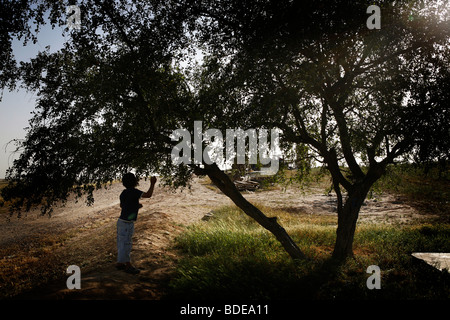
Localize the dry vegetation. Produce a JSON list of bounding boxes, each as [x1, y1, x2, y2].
[[0, 164, 449, 299]]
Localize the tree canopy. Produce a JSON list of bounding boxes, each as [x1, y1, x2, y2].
[[184, 0, 450, 257], [1, 0, 449, 259]]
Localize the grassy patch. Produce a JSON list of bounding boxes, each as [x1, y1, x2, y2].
[[370, 164, 450, 220], [167, 206, 450, 300]]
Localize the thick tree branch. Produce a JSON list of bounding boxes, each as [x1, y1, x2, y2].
[[203, 163, 306, 260], [330, 102, 365, 181]]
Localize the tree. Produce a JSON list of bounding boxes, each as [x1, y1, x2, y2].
[[1, 0, 306, 260], [1, 0, 449, 262], [2, 0, 191, 206], [0, 0, 63, 93], [186, 0, 450, 259]]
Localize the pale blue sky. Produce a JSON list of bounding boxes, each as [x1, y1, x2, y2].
[[0, 23, 66, 179]]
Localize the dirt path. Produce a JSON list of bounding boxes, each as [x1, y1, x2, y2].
[[1, 177, 432, 299], [2, 178, 234, 299]]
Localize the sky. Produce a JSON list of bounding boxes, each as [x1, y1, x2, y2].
[[0, 22, 67, 179]]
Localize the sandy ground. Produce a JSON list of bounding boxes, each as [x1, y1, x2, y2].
[[0, 177, 434, 299]]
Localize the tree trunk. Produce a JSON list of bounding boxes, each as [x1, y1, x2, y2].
[[332, 185, 372, 260], [202, 164, 306, 260]]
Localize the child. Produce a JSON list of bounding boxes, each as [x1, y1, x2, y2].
[[116, 173, 157, 274]]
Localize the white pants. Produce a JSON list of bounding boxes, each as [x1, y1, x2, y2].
[[117, 219, 135, 263]]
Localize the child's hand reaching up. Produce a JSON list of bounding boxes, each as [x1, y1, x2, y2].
[[142, 177, 157, 199]]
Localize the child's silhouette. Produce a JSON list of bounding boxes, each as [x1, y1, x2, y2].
[[116, 173, 157, 274]]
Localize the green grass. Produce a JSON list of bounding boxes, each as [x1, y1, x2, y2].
[[166, 205, 450, 300], [370, 164, 450, 218]]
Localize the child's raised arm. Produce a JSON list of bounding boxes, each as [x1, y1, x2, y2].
[[142, 176, 157, 198]]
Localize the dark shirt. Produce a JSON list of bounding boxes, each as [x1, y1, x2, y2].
[[119, 188, 144, 221]]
